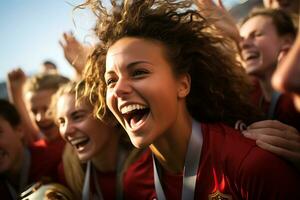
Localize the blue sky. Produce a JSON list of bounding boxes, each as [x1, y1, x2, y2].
[[0, 0, 241, 82], [0, 0, 97, 81]]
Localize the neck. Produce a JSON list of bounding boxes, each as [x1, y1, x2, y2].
[[256, 66, 275, 102], [259, 78, 274, 102], [92, 129, 120, 172], [150, 110, 192, 173]]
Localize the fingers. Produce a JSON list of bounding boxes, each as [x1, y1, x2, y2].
[[256, 139, 300, 164], [244, 127, 300, 142], [7, 68, 26, 80], [243, 120, 300, 168], [243, 128, 284, 139], [250, 133, 300, 151], [60, 32, 76, 48], [217, 0, 225, 10], [248, 120, 298, 135]]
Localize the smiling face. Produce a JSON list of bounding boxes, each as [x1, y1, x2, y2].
[[239, 15, 286, 78], [56, 94, 115, 162], [105, 37, 190, 148], [24, 89, 60, 141], [0, 117, 24, 175]]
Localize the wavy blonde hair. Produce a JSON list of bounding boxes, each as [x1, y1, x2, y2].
[[49, 80, 135, 198]]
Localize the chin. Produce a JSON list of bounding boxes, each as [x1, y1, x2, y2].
[[130, 137, 149, 149], [77, 154, 91, 163], [245, 67, 261, 77]]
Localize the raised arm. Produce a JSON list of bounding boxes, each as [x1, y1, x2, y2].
[[6, 68, 40, 144]]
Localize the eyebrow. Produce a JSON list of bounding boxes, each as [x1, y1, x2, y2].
[[70, 109, 87, 116], [105, 60, 152, 76]]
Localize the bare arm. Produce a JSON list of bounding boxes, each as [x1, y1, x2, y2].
[[6, 68, 40, 144]]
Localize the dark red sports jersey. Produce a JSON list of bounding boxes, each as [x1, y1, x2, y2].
[[123, 122, 300, 200], [251, 80, 300, 131]]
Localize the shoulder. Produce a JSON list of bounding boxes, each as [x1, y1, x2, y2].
[[201, 122, 300, 198], [201, 122, 256, 156], [237, 144, 300, 198]]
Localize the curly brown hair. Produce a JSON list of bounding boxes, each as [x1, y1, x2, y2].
[[80, 0, 262, 126]]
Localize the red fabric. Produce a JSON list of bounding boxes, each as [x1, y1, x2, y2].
[[95, 170, 116, 200], [250, 80, 300, 131], [123, 122, 300, 200], [56, 161, 67, 186], [58, 161, 117, 199], [29, 138, 65, 183]]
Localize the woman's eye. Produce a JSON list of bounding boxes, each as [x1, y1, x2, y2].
[[73, 114, 84, 121], [106, 78, 115, 86], [254, 32, 263, 37], [57, 118, 65, 126], [132, 69, 148, 77]]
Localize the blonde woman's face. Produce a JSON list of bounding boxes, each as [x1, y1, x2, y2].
[[56, 94, 115, 162], [24, 89, 60, 141]]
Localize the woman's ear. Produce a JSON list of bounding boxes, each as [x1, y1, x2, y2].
[[177, 73, 191, 98]]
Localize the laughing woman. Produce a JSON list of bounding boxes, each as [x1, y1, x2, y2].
[[50, 81, 135, 200], [81, 0, 300, 199]]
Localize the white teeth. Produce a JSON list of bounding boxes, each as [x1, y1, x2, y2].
[[69, 137, 89, 146], [120, 104, 147, 114], [243, 51, 259, 61]]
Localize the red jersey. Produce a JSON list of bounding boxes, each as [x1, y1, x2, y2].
[[58, 161, 117, 200], [251, 80, 300, 131], [123, 122, 300, 200], [93, 170, 116, 200], [29, 138, 65, 183]]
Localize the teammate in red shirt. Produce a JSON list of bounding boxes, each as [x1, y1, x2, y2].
[[0, 99, 63, 199], [50, 81, 135, 199]]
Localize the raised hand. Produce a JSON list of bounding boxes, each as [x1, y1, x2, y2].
[[6, 68, 40, 144], [7, 68, 27, 100], [194, 0, 240, 42], [243, 120, 300, 170], [59, 32, 92, 77]]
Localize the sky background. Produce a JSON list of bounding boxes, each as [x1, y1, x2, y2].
[[0, 0, 243, 82]]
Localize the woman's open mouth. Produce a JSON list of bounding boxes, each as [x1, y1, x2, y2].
[[120, 104, 150, 129], [69, 136, 90, 151]]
